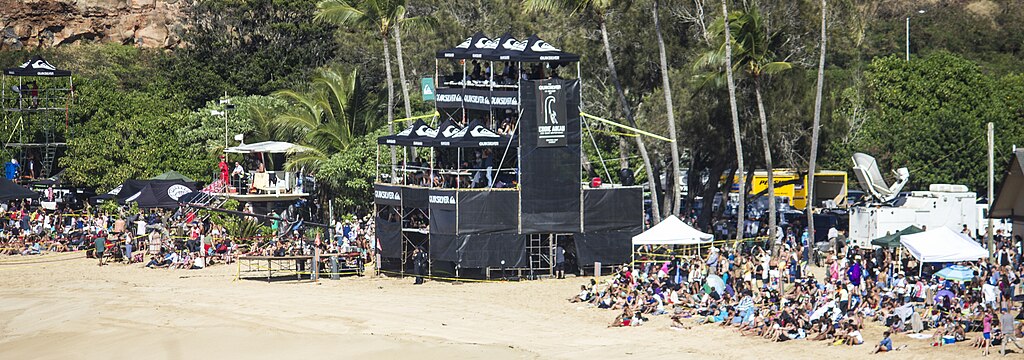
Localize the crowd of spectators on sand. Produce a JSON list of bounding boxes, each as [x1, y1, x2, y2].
[[573, 227, 1024, 355], [1, 199, 378, 274]]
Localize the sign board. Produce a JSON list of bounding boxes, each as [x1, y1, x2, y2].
[[534, 80, 567, 147], [421, 78, 435, 101]]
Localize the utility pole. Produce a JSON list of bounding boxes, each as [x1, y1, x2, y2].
[[988, 122, 995, 260], [905, 17, 910, 62]]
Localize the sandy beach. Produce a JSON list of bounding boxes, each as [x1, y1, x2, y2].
[[0, 253, 999, 360]]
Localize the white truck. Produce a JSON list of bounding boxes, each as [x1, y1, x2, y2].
[[848, 184, 978, 247], [847, 153, 979, 247]]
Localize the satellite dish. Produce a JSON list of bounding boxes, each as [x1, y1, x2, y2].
[[851, 152, 909, 203]]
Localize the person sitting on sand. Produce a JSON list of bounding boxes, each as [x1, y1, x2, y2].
[[610, 306, 636, 327], [145, 252, 171, 268], [844, 323, 864, 345], [872, 331, 893, 354]]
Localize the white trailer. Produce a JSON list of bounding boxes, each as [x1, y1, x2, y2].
[[849, 184, 978, 247]]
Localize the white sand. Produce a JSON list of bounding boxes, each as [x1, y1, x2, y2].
[[0, 253, 998, 359]]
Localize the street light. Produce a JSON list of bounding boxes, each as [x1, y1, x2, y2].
[[906, 9, 926, 62]]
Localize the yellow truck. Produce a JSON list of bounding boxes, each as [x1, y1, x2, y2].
[[741, 169, 849, 210]]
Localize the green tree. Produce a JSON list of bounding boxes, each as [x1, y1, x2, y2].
[[273, 68, 378, 171], [175, 0, 339, 108], [523, 0, 662, 223], [315, 0, 421, 180]]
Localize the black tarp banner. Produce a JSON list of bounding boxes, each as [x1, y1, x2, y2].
[[457, 191, 518, 234], [519, 79, 582, 233], [435, 87, 518, 110], [457, 233, 527, 268], [376, 219, 402, 259], [574, 227, 641, 266], [373, 184, 403, 206], [428, 234, 460, 262], [583, 187, 644, 232], [534, 80, 568, 147], [401, 187, 429, 209], [429, 189, 457, 235]]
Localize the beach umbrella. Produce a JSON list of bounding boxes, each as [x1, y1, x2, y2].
[[704, 274, 726, 295], [934, 289, 955, 303], [934, 265, 974, 282]]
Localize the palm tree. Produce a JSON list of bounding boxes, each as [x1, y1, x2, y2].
[[523, 0, 662, 223], [721, 0, 744, 240], [807, 0, 827, 247], [732, 7, 791, 249], [695, 6, 791, 243], [316, 0, 408, 182], [273, 68, 377, 171], [653, 0, 681, 217]]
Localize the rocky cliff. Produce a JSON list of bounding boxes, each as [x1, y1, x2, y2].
[[0, 0, 190, 50]]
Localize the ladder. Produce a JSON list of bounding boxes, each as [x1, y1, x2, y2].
[[41, 120, 55, 178], [527, 234, 554, 277]]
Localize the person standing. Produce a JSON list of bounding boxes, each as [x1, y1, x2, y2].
[[218, 155, 230, 186], [1000, 307, 1024, 355], [94, 232, 106, 266], [555, 245, 566, 279], [412, 247, 426, 285], [4, 159, 19, 180]]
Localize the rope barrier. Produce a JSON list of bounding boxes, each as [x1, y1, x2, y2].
[[391, 111, 440, 123], [579, 112, 674, 142], [377, 269, 511, 283]]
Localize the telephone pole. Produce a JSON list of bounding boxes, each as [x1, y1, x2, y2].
[[988, 122, 995, 260]]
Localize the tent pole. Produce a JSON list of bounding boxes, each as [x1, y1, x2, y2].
[[517, 60, 523, 235], [462, 60, 467, 125], [493, 61, 497, 128]]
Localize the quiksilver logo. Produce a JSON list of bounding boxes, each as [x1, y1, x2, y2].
[[375, 190, 401, 201], [492, 96, 518, 106], [429, 195, 456, 205], [437, 94, 461, 102]]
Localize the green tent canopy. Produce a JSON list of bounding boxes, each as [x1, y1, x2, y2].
[[150, 170, 195, 183], [870, 225, 923, 248]]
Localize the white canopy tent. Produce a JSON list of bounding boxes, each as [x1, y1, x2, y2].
[[632, 215, 713, 245], [899, 227, 988, 263], [224, 141, 311, 154]]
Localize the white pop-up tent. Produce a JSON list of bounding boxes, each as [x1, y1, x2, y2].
[[632, 215, 713, 245], [900, 226, 988, 263]]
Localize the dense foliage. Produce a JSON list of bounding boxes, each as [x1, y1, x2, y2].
[[3, 0, 1024, 218]]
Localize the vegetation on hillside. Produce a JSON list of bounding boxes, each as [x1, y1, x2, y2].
[[2, 0, 1024, 226]]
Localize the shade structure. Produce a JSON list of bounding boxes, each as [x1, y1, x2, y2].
[[376, 119, 437, 146], [435, 31, 489, 59], [4, 56, 71, 77], [934, 264, 975, 282], [631, 215, 713, 245], [122, 181, 197, 209], [990, 149, 1024, 221], [224, 141, 311, 154], [0, 178, 37, 201], [435, 33, 579, 62], [870, 225, 923, 248], [150, 170, 195, 183], [899, 227, 988, 263]]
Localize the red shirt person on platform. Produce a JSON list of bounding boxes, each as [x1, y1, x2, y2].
[[218, 156, 230, 184]]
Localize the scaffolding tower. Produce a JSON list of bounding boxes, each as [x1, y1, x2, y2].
[[1, 56, 73, 180]]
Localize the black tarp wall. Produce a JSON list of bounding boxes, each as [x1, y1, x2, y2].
[[519, 79, 582, 233]]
